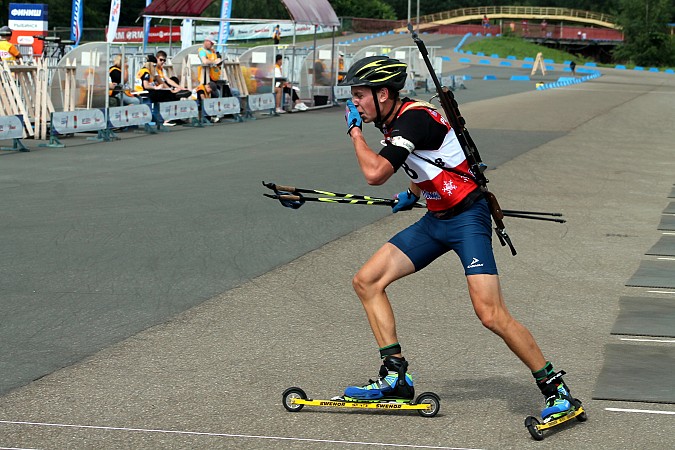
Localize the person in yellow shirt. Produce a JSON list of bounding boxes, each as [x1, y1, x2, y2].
[[193, 81, 220, 123], [197, 37, 222, 87], [272, 25, 281, 45], [155, 50, 191, 99], [109, 54, 140, 105], [0, 26, 21, 63]]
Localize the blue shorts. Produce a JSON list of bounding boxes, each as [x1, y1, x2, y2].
[[389, 199, 498, 276]]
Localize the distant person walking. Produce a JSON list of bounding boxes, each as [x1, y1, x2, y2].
[[482, 15, 490, 32], [569, 61, 576, 77], [273, 25, 281, 45]]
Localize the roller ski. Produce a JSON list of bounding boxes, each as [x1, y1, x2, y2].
[[282, 356, 440, 417], [525, 370, 587, 440]]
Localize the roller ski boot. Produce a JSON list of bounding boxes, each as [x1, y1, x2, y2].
[[282, 357, 440, 417], [525, 370, 587, 440]]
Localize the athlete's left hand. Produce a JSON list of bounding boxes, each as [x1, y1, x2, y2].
[[345, 100, 362, 135], [392, 189, 420, 213]]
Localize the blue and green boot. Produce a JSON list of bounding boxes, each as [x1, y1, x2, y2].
[[344, 356, 415, 400]]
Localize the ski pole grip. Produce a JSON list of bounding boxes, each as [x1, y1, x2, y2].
[[278, 194, 302, 201], [275, 185, 295, 193]]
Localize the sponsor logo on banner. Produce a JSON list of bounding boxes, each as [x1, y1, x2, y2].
[[17, 36, 34, 45], [110, 26, 182, 43], [159, 101, 198, 121], [248, 93, 275, 112], [108, 105, 152, 127], [8, 21, 47, 31], [203, 97, 240, 116], [9, 3, 48, 21], [52, 110, 105, 134]]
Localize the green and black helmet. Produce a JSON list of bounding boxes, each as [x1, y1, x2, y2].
[[340, 56, 408, 91]]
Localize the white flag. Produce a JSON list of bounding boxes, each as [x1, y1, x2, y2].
[[181, 19, 193, 50], [106, 0, 122, 43]]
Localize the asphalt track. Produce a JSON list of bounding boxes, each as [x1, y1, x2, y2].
[[1, 38, 675, 449]]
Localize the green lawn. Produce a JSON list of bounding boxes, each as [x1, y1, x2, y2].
[[462, 36, 586, 64]]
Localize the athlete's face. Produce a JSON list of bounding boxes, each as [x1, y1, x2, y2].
[[350, 86, 380, 123]]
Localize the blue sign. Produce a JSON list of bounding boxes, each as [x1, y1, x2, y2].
[[70, 0, 83, 46], [9, 3, 48, 21]]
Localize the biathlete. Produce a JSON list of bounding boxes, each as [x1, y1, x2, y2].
[[340, 56, 577, 422]]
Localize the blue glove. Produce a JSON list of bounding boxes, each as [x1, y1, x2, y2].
[[345, 100, 362, 135], [392, 189, 420, 213]]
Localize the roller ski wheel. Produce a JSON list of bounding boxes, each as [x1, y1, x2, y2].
[[282, 387, 307, 412], [525, 416, 544, 441], [415, 392, 441, 418], [574, 399, 588, 422], [524, 398, 587, 440]]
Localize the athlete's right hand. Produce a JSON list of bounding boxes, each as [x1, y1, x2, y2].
[[345, 100, 362, 135], [392, 189, 420, 213]]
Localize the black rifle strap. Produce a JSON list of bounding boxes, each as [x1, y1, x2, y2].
[[410, 150, 479, 185]]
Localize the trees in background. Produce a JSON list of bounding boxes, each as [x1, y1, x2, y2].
[[2, 0, 673, 66], [613, 0, 675, 66]]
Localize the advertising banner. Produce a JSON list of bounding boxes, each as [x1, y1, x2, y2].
[[181, 19, 192, 50], [110, 22, 330, 44], [247, 93, 275, 112], [217, 0, 232, 49], [0, 115, 24, 140], [70, 0, 83, 46], [106, 0, 122, 43], [108, 104, 152, 128], [8, 3, 48, 54], [333, 85, 351, 100], [203, 97, 240, 116], [158, 100, 199, 121], [143, 0, 151, 50], [52, 110, 106, 134], [110, 26, 182, 43]]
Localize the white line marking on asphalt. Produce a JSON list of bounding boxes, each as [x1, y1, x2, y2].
[[606, 408, 675, 416], [647, 290, 675, 295], [662, 232, 675, 235], [657, 257, 675, 261], [619, 338, 675, 343], [559, 88, 675, 94], [0, 447, 39, 450], [0, 420, 481, 450]]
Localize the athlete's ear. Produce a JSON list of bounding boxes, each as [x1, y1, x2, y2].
[[377, 87, 389, 103]]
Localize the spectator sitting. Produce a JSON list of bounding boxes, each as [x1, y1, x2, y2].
[[135, 55, 173, 101], [313, 58, 331, 86], [193, 81, 220, 122], [274, 54, 308, 113], [155, 50, 191, 100], [136, 55, 174, 125], [109, 54, 141, 106]]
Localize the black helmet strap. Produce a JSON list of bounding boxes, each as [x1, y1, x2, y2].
[[372, 86, 398, 131]]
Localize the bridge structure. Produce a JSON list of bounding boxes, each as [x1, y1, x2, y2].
[[392, 6, 618, 33]]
